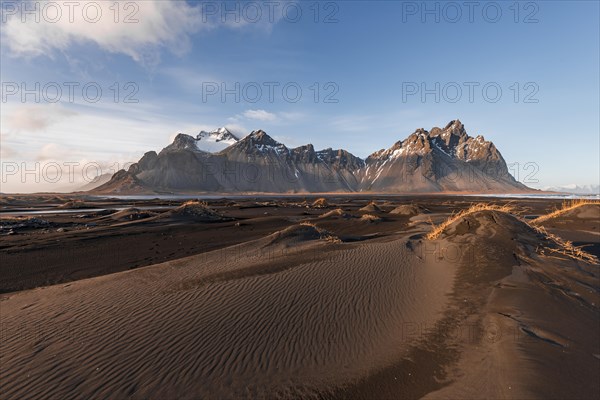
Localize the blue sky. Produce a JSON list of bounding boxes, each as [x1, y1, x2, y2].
[[1, 0, 599, 192]]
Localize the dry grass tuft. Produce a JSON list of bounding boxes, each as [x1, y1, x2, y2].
[[426, 203, 515, 240], [532, 225, 598, 264], [299, 221, 317, 228], [184, 199, 210, 207], [58, 200, 89, 209], [533, 199, 600, 224], [318, 208, 347, 218]]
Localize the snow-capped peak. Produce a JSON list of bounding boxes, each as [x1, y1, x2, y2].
[[163, 127, 239, 153], [195, 127, 239, 152], [197, 127, 238, 142]]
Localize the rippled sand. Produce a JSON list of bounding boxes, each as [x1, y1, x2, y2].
[[2, 199, 598, 399], [0, 229, 456, 399]]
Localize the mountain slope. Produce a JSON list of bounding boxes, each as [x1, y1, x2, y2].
[[97, 130, 364, 193], [93, 120, 532, 194], [77, 173, 113, 191]]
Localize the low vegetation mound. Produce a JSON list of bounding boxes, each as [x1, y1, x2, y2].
[[267, 222, 341, 245], [389, 204, 429, 216], [318, 208, 352, 219], [168, 201, 229, 222], [108, 208, 156, 221], [427, 203, 515, 240], [58, 200, 90, 209], [427, 203, 597, 263], [359, 202, 382, 212]]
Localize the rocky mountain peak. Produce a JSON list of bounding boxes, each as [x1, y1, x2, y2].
[[290, 144, 319, 164], [165, 133, 200, 152], [365, 120, 505, 166], [430, 118, 465, 140], [248, 130, 276, 144], [293, 143, 316, 153], [316, 148, 365, 170], [229, 130, 289, 156], [443, 119, 466, 135]]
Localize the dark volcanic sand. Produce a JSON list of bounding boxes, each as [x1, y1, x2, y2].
[[0, 195, 577, 294], [0, 195, 598, 399]]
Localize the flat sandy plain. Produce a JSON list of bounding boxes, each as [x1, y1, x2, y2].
[[0, 195, 598, 399]]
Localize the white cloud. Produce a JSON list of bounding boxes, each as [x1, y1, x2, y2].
[[222, 123, 249, 138], [1, 1, 284, 66], [242, 109, 278, 122], [234, 109, 305, 124], [2, 1, 202, 65]]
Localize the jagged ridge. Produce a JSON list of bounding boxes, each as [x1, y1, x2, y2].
[[94, 120, 532, 194]]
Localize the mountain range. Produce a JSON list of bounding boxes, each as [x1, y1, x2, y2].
[[93, 120, 532, 194]]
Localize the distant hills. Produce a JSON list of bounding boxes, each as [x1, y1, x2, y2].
[[542, 184, 600, 195], [77, 173, 113, 191], [93, 120, 533, 194]]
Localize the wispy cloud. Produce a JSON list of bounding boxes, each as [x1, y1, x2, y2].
[[242, 109, 278, 122], [231, 109, 305, 124], [3, 104, 78, 132]]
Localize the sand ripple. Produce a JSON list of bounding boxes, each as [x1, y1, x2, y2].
[[1, 237, 456, 399]]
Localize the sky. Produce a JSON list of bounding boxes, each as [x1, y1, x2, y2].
[[1, 0, 599, 193]]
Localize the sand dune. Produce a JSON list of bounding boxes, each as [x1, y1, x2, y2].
[[159, 201, 231, 222], [1, 197, 598, 399], [390, 204, 430, 216], [358, 202, 383, 213], [98, 208, 156, 222], [0, 226, 457, 399], [420, 210, 600, 400], [317, 208, 353, 219]]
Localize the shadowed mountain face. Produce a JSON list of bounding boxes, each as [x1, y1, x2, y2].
[[94, 120, 531, 194]]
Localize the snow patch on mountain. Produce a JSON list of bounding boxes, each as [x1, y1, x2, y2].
[[195, 127, 239, 152]]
